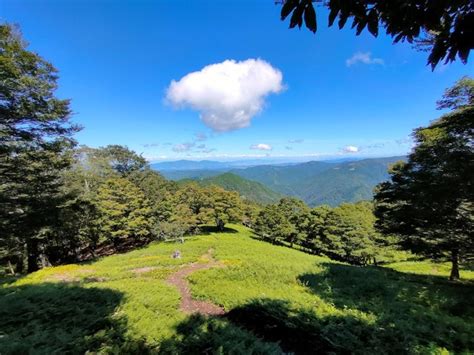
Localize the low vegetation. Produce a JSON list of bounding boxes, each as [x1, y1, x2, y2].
[[1, 225, 473, 353]]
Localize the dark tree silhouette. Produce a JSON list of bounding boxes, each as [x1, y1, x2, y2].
[[278, 0, 473, 69]]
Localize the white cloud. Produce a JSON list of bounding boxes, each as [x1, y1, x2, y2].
[[343, 145, 360, 153], [166, 59, 284, 132], [250, 143, 272, 151], [346, 52, 384, 67]]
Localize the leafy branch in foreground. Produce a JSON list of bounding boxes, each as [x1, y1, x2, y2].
[[279, 0, 473, 69]]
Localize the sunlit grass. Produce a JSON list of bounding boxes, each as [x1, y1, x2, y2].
[[1, 224, 473, 353], [386, 260, 474, 280]]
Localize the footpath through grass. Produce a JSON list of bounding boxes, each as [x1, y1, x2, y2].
[[1, 225, 473, 354]]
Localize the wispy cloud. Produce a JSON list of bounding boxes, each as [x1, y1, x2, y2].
[[166, 59, 284, 132], [195, 132, 207, 141], [346, 52, 384, 67], [200, 148, 217, 153], [250, 143, 273, 151], [285, 146, 293, 150], [142, 143, 160, 148], [288, 139, 304, 144], [342, 145, 360, 153], [172, 142, 195, 152]]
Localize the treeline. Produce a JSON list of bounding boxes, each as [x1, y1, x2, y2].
[[2, 134, 393, 272], [253, 199, 396, 266], [1, 143, 247, 273]]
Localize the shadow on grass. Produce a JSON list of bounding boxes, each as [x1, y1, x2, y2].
[[198, 225, 239, 234], [298, 263, 474, 353], [226, 298, 369, 354], [0, 283, 151, 354], [159, 313, 281, 354]]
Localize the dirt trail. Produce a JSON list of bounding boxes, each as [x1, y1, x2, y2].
[[166, 249, 225, 316]]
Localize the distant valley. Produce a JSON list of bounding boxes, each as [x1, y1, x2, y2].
[[152, 156, 406, 206]]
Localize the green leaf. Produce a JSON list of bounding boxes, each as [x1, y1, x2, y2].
[[356, 20, 367, 36], [367, 9, 379, 37], [289, 3, 305, 29], [328, 7, 339, 27], [281, 0, 297, 20], [338, 14, 348, 29], [304, 3, 317, 33]]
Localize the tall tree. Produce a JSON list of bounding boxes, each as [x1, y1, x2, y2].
[[202, 186, 243, 231], [304, 205, 331, 252], [316, 201, 380, 265], [279, 0, 473, 69], [277, 197, 310, 247], [96, 177, 154, 249], [254, 204, 295, 245], [374, 77, 474, 280], [98, 145, 147, 176], [0, 24, 79, 272], [128, 168, 178, 220]]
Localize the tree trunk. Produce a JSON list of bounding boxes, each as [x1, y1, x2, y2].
[[449, 249, 460, 281], [26, 239, 40, 273], [16, 247, 25, 274], [7, 259, 15, 275]]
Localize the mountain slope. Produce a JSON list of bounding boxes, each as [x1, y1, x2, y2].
[[151, 160, 231, 171], [298, 157, 406, 206], [230, 156, 405, 206], [181, 173, 284, 204], [230, 161, 333, 196], [154, 156, 406, 206]]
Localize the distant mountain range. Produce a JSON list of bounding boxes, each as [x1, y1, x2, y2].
[[153, 156, 406, 206], [150, 157, 362, 171], [179, 172, 284, 204]]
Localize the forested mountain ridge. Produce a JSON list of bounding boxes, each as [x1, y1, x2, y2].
[[179, 173, 284, 204], [297, 156, 407, 206], [158, 156, 406, 206]]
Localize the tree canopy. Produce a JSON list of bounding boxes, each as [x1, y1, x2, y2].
[[279, 0, 473, 69], [0, 24, 79, 272], [374, 76, 474, 279]]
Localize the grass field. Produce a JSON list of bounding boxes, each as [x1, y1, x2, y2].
[[1, 225, 473, 354]]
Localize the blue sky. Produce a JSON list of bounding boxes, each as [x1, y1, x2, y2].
[[2, 0, 472, 162]]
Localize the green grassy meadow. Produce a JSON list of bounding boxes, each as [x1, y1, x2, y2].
[[1, 225, 473, 354]]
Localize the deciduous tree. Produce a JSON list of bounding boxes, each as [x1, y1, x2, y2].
[[96, 178, 154, 249]]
